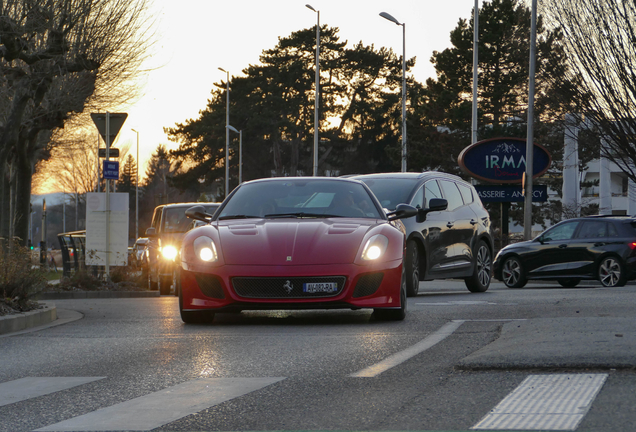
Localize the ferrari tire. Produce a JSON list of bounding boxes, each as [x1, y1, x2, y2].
[[179, 285, 215, 324], [465, 241, 492, 293], [373, 269, 407, 321], [598, 256, 626, 287], [404, 240, 420, 297], [557, 278, 581, 288], [501, 256, 527, 288]]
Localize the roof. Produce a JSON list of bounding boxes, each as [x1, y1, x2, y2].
[[158, 202, 221, 209], [348, 171, 464, 182]]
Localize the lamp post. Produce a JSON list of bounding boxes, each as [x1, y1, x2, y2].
[[219, 67, 230, 198], [306, 4, 320, 176], [380, 11, 407, 172], [227, 125, 243, 184], [131, 128, 139, 241], [524, 0, 538, 240]]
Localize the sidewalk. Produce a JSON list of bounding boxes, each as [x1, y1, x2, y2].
[[0, 287, 159, 336]]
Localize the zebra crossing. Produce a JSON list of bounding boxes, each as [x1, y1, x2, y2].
[[0, 373, 608, 431]]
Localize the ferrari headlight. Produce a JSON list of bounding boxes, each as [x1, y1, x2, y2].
[[161, 245, 178, 261], [193, 236, 217, 262], [362, 234, 389, 261]]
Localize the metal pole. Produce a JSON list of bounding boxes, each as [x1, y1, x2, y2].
[[314, 10, 320, 176], [239, 130, 243, 184], [472, 0, 479, 144], [401, 22, 407, 172], [524, 0, 537, 240], [132, 129, 139, 241], [379, 12, 407, 171], [221, 69, 230, 198], [96, 130, 100, 193], [105, 112, 111, 278], [307, 4, 320, 176]]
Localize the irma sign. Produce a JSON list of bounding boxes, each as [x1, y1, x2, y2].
[[458, 137, 551, 184]]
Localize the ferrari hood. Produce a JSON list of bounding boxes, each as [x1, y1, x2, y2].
[[217, 219, 376, 265]]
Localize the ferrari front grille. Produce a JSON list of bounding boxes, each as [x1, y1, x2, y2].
[[232, 276, 346, 299]]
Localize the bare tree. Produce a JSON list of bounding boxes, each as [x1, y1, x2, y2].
[[0, 0, 153, 250], [541, 1, 636, 181]]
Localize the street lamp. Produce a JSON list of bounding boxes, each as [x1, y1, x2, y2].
[[306, 4, 320, 176], [227, 125, 243, 184], [380, 11, 407, 172], [131, 128, 139, 241], [219, 67, 230, 198]]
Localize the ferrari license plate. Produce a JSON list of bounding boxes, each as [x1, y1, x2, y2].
[[303, 282, 338, 293]]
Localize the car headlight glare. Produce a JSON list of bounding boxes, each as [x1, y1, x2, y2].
[[362, 234, 389, 261], [193, 236, 217, 262], [161, 245, 178, 261]]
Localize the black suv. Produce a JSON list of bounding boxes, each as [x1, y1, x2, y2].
[[145, 202, 220, 295], [350, 172, 494, 295]]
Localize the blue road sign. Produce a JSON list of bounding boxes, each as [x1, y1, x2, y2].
[[103, 161, 119, 180]]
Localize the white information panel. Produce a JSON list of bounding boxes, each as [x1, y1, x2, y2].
[[85, 192, 129, 266]]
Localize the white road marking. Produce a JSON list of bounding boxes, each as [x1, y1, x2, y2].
[[0, 377, 105, 407], [416, 301, 517, 306], [36, 377, 285, 431], [349, 320, 465, 378], [471, 374, 608, 430]]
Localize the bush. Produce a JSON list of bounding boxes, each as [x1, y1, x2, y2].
[[57, 269, 103, 291], [0, 246, 47, 309]]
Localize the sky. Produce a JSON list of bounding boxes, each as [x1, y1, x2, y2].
[[113, 0, 479, 180]]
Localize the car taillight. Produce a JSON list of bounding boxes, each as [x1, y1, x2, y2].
[[629, 242, 636, 250]]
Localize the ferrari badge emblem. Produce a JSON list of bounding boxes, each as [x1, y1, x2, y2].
[[283, 280, 293, 294]]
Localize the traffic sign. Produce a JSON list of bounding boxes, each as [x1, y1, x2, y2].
[[91, 113, 128, 147], [98, 148, 119, 158], [103, 161, 119, 180]]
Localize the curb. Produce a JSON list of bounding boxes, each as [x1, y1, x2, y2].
[[1, 291, 161, 336], [33, 291, 161, 300], [0, 301, 57, 336]]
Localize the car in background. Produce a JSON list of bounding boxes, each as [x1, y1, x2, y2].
[[178, 177, 418, 323], [349, 172, 494, 295], [145, 202, 221, 295], [131, 237, 149, 269], [494, 215, 636, 288]]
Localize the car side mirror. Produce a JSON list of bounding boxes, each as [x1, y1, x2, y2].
[[145, 227, 156, 237], [416, 198, 448, 222], [387, 204, 418, 221], [185, 205, 213, 222]]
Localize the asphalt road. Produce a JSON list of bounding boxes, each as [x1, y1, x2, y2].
[[0, 280, 635, 432]]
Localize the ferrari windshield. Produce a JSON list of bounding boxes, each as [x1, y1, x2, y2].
[[218, 179, 383, 220]]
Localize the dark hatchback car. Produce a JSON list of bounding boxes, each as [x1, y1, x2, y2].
[[494, 215, 636, 288], [350, 172, 494, 295]]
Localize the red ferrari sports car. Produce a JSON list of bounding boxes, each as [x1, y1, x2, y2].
[[178, 177, 425, 323]]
